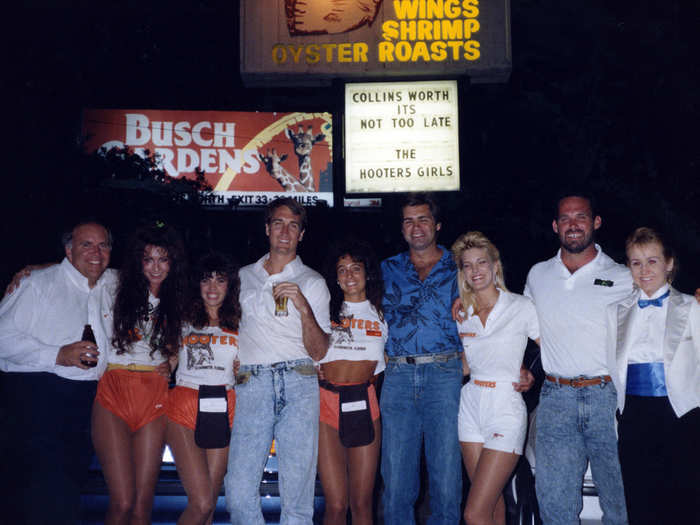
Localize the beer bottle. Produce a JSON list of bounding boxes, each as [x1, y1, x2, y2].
[[80, 324, 98, 368]]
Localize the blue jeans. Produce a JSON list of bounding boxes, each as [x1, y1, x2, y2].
[[224, 359, 319, 525], [535, 379, 628, 525], [380, 356, 463, 525]]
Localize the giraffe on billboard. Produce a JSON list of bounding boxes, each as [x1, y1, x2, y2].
[[257, 149, 311, 192], [285, 126, 325, 192]]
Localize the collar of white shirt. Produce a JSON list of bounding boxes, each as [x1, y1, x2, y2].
[[61, 257, 110, 292]]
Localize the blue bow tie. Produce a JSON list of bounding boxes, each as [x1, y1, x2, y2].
[[638, 289, 670, 309]]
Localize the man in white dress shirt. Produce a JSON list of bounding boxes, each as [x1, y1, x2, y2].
[[0, 221, 116, 525], [224, 197, 330, 525], [524, 195, 631, 525]]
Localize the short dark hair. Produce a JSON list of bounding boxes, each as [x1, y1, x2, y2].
[[554, 191, 597, 220], [401, 193, 440, 223], [62, 221, 113, 249], [265, 197, 308, 231]]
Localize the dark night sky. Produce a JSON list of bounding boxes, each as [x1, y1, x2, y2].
[[4, 0, 699, 292]]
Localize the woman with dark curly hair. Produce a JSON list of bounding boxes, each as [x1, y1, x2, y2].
[[92, 223, 188, 525], [166, 252, 241, 525], [317, 239, 387, 525]]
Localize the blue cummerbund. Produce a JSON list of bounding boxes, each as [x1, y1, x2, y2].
[[626, 362, 668, 396]]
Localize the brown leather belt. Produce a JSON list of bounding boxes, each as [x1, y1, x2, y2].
[[546, 375, 612, 388]]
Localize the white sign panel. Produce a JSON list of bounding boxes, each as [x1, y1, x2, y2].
[[345, 80, 460, 194]]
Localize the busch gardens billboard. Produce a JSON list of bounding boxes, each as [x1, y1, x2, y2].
[[240, 0, 511, 85]]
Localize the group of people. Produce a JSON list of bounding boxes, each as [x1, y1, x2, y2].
[[0, 192, 698, 525]]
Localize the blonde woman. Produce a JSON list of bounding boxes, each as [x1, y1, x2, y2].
[[452, 232, 539, 525], [606, 227, 700, 524]]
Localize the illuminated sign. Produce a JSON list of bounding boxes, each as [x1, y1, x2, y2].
[[240, 0, 511, 84], [82, 109, 333, 207], [345, 80, 459, 194]]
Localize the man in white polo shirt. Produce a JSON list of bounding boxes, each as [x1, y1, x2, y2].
[[224, 197, 330, 525], [0, 221, 116, 525], [524, 195, 631, 525]]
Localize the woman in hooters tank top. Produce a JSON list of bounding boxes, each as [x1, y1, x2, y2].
[[166, 252, 241, 525], [92, 223, 188, 524], [317, 239, 387, 525]]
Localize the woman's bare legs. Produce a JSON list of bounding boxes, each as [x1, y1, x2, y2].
[[92, 401, 135, 525], [166, 419, 228, 525], [131, 415, 167, 524], [347, 419, 381, 525], [92, 403, 166, 525], [318, 422, 349, 525], [318, 419, 381, 525], [461, 441, 520, 525], [204, 447, 229, 525]]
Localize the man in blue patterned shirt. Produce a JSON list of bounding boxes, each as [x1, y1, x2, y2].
[[380, 193, 463, 525]]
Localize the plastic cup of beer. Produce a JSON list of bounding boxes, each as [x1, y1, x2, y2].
[[273, 283, 288, 317]]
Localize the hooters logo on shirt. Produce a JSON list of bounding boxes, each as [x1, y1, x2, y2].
[[460, 332, 477, 338], [335, 317, 381, 331]]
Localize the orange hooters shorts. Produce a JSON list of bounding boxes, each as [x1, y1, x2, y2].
[[319, 382, 380, 430], [96, 369, 168, 432], [166, 385, 236, 431]]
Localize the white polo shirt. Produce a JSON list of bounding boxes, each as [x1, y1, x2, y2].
[[0, 258, 117, 380], [238, 254, 331, 365], [524, 245, 633, 378], [457, 291, 539, 382]]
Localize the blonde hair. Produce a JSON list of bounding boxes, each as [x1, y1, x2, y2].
[[625, 226, 677, 283], [451, 231, 507, 313]]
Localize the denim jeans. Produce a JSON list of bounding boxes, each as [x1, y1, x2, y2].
[[380, 356, 463, 525], [224, 358, 319, 525], [535, 379, 628, 525]]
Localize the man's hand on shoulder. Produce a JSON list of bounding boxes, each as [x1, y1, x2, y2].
[[4, 264, 55, 297], [695, 288, 700, 304], [56, 341, 99, 369]]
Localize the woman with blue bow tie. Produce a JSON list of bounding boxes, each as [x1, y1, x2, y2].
[[606, 227, 700, 525]]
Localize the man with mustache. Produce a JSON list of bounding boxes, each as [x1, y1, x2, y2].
[[524, 194, 632, 525]]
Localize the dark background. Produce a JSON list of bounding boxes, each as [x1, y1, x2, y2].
[[4, 0, 699, 293]]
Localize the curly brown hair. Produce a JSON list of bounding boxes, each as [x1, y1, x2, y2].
[[187, 252, 241, 331], [112, 223, 188, 358]]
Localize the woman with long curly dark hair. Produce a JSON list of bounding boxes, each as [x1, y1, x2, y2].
[[317, 239, 387, 525], [166, 252, 241, 525], [92, 223, 188, 525]]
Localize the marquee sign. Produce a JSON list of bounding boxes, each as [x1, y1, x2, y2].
[[345, 80, 460, 194], [240, 0, 511, 85]]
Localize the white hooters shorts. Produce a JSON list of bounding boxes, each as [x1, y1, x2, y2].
[[458, 380, 527, 454]]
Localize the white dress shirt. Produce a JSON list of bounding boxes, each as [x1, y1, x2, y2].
[[606, 286, 700, 416], [456, 291, 539, 382], [524, 245, 633, 378], [238, 254, 331, 365], [0, 258, 117, 380], [627, 284, 669, 364]]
